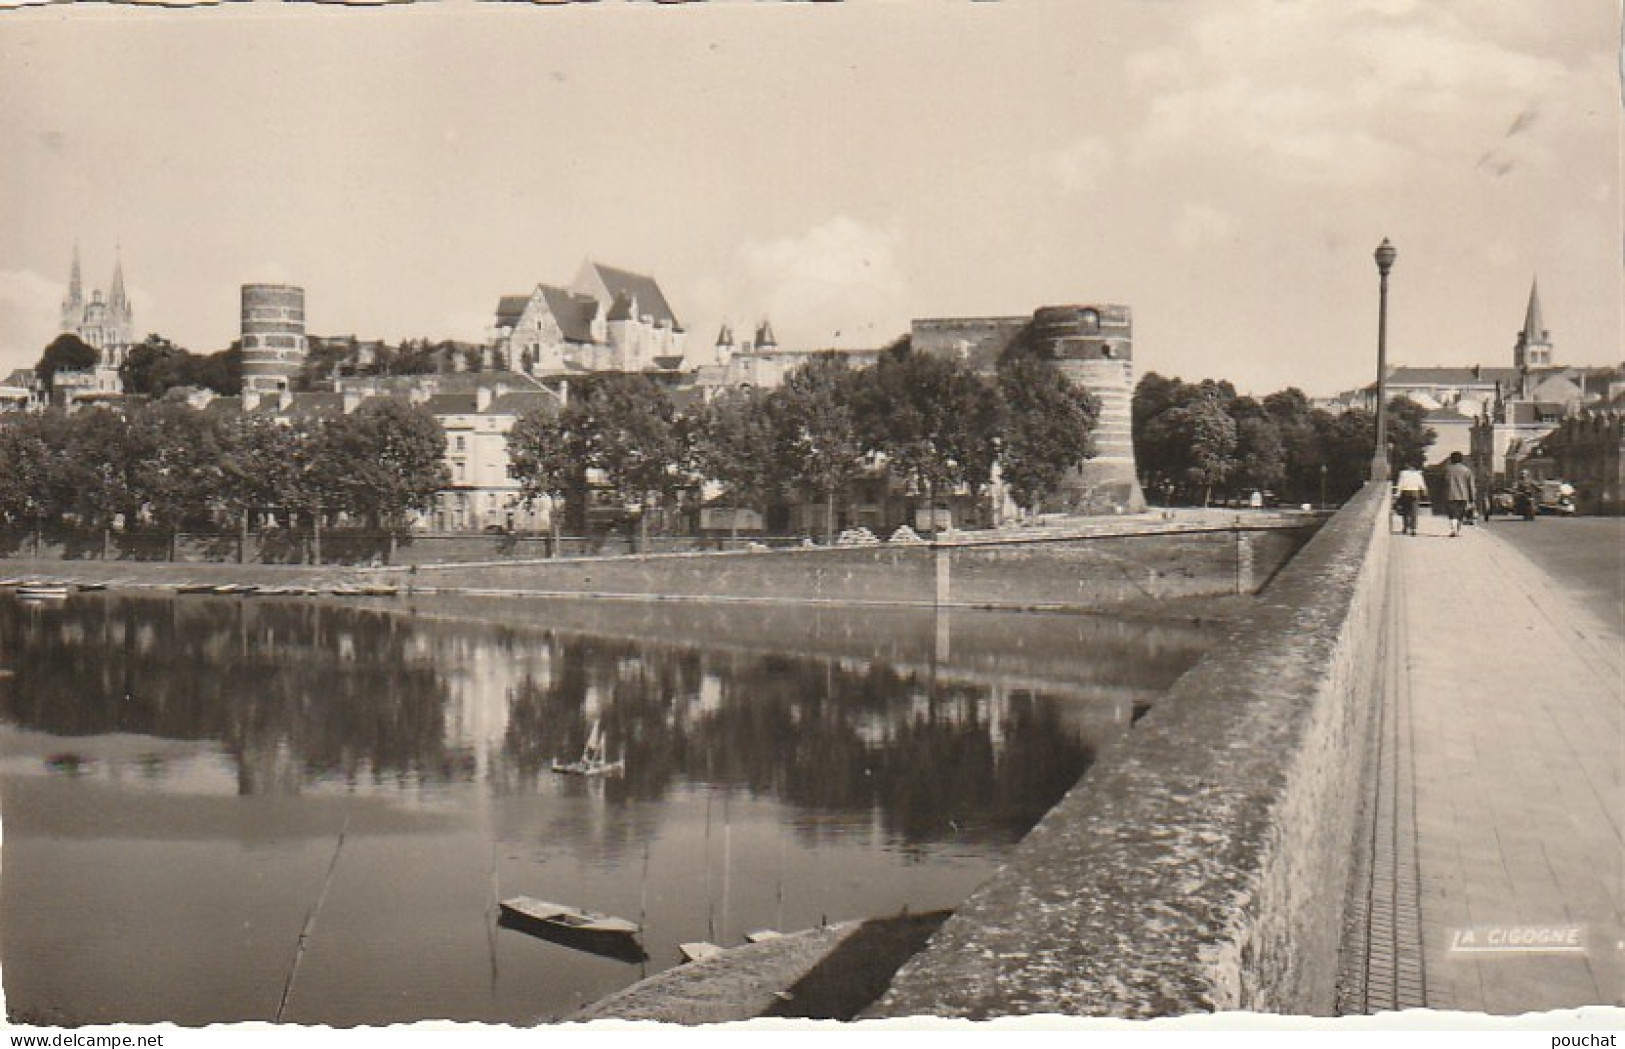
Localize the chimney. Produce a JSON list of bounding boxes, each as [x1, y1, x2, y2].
[[1472, 364, 1481, 380], [476, 384, 493, 412]]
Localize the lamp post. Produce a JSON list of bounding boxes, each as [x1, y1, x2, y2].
[[1370, 238, 1397, 481]]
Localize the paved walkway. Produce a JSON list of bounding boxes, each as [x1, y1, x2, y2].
[[1341, 513, 1624, 1014]]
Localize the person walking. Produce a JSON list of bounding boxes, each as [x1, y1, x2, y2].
[[1394, 459, 1427, 536], [1443, 451, 1477, 537]]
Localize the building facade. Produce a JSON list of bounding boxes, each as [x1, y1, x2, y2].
[[58, 245, 133, 396], [490, 260, 687, 376]]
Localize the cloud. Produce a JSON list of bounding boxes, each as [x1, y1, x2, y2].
[[1035, 137, 1114, 194], [1124, 1, 1570, 188], [734, 216, 909, 349]]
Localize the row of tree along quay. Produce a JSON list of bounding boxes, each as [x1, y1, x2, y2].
[[0, 399, 449, 564], [1132, 373, 1437, 509], [1, 338, 1101, 563], [502, 338, 1099, 549]]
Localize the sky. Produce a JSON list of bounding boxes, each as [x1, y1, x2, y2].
[[0, 0, 1618, 396]]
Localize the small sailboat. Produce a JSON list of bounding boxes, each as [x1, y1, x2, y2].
[[17, 583, 70, 600], [551, 719, 625, 777]]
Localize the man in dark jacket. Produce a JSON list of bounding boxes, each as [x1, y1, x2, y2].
[[1443, 451, 1477, 537]]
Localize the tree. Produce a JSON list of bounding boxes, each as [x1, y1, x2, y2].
[[218, 415, 305, 562], [137, 404, 229, 559], [854, 345, 1001, 536], [35, 334, 99, 393], [64, 407, 155, 557], [581, 374, 682, 551], [322, 400, 449, 559], [768, 354, 867, 542], [1385, 396, 1437, 470], [1263, 388, 1324, 504], [690, 386, 779, 540], [1228, 396, 1286, 498], [508, 400, 585, 551], [995, 354, 1101, 517], [0, 413, 75, 547], [1139, 386, 1237, 506]]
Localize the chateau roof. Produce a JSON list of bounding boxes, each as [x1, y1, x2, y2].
[[579, 261, 680, 329], [536, 285, 600, 344], [494, 296, 530, 330]]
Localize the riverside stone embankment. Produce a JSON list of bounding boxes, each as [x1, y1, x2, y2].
[[0, 511, 1319, 614], [863, 484, 1390, 1018], [396, 513, 1317, 612]]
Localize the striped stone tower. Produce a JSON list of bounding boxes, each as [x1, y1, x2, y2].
[[240, 284, 308, 394], [1029, 304, 1147, 513]]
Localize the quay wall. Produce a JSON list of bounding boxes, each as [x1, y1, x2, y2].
[[866, 483, 1391, 1017], [398, 521, 1316, 611]]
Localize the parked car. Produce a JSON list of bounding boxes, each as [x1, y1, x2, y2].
[[1537, 480, 1577, 516]]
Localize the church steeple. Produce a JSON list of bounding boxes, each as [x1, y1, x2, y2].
[[61, 243, 84, 333], [109, 246, 127, 312], [1514, 277, 1553, 369]]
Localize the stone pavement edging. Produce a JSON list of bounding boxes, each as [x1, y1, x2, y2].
[[864, 484, 1391, 1019]]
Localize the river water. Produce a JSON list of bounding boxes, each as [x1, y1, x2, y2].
[[0, 592, 1215, 1026]]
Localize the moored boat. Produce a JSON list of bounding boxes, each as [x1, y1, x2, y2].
[[497, 896, 647, 962], [17, 584, 70, 600]]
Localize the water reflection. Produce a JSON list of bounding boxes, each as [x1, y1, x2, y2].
[[0, 593, 1215, 1025]]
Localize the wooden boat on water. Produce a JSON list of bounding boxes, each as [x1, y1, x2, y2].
[[497, 896, 647, 962], [175, 583, 216, 595], [551, 719, 625, 777], [17, 584, 70, 600], [75, 582, 108, 592]]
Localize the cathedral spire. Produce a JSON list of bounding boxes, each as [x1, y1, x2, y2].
[[61, 243, 84, 334], [109, 245, 127, 311]]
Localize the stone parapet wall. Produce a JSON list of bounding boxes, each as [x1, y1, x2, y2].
[[865, 483, 1391, 1018]]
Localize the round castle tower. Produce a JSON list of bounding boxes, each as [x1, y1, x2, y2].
[[1029, 304, 1147, 513], [240, 284, 308, 394]]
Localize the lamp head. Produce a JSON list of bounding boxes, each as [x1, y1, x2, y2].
[[1374, 238, 1397, 276]]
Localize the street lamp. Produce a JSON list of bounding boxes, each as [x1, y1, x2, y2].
[[1370, 238, 1397, 481]]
